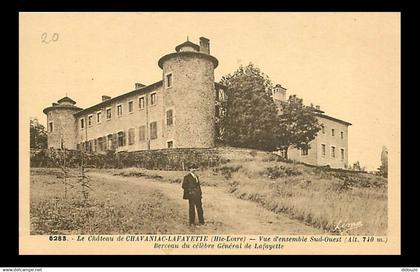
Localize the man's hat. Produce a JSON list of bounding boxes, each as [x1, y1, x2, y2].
[[189, 164, 199, 170]]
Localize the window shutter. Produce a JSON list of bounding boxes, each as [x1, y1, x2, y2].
[[123, 131, 127, 146], [112, 133, 118, 149], [139, 126, 145, 141]]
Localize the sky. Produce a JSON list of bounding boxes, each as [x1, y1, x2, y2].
[[20, 12, 400, 171]]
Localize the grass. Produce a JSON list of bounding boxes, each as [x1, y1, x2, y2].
[[31, 147, 388, 236], [30, 168, 194, 235], [221, 160, 387, 235], [108, 151, 388, 236]]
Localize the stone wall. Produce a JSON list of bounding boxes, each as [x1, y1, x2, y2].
[[30, 148, 229, 170], [162, 53, 216, 149], [47, 108, 78, 149]]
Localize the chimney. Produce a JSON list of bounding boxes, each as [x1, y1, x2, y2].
[[135, 83, 145, 89], [199, 37, 210, 54], [102, 95, 111, 102]]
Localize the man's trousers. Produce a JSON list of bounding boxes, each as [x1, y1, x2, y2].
[[188, 197, 204, 225]]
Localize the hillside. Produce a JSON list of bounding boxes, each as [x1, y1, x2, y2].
[[30, 147, 387, 235], [106, 148, 388, 235]]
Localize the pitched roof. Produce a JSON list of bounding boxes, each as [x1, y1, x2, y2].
[[43, 103, 82, 114], [315, 112, 352, 126], [43, 96, 81, 114], [175, 40, 200, 52], [57, 96, 76, 104], [273, 99, 351, 126], [73, 81, 163, 117]]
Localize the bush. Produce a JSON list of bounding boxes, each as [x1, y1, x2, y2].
[[214, 164, 243, 179], [264, 165, 302, 179]]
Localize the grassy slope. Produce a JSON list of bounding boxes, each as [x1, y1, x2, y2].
[[30, 168, 194, 235], [108, 148, 387, 235], [30, 148, 387, 236]]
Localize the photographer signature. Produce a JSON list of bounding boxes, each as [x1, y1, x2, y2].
[[333, 220, 363, 235]]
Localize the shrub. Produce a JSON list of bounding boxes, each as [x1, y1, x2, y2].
[[264, 165, 302, 179], [214, 164, 243, 179]]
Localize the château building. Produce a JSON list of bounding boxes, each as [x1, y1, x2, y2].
[[43, 37, 226, 152], [272, 85, 351, 169], [43, 37, 351, 169]]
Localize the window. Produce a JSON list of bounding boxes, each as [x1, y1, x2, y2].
[[88, 115, 93, 126], [215, 105, 220, 118], [94, 139, 97, 152], [128, 128, 135, 145], [331, 129, 335, 136], [80, 118, 85, 129], [341, 131, 344, 139], [301, 148, 309, 156], [166, 73, 173, 88], [117, 104, 123, 116], [321, 144, 326, 156], [107, 134, 113, 149], [150, 93, 157, 105], [150, 122, 157, 140], [166, 109, 173, 126], [167, 141, 174, 148], [331, 146, 336, 158], [87, 141, 93, 153], [97, 137, 103, 151], [48, 122, 53, 132], [128, 101, 133, 113], [139, 125, 146, 141], [106, 108, 112, 120], [321, 124, 325, 134], [217, 89, 225, 101], [97, 111, 102, 123], [341, 148, 345, 160], [118, 131, 125, 147], [139, 97, 145, 109]]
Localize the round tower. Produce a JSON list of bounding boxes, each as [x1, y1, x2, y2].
[[158, 37, 219, 148], [43, 97, 82, 149]]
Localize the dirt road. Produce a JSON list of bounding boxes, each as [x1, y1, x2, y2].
[[87, 171, 324, 235]]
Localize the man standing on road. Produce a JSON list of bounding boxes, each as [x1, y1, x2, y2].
[[182, 164, 205, 226]]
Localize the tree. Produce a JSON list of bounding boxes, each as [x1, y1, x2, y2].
[[30, 118, 47, 149], [218, 63, 280, 151], [377, 146, 388, 178], [276, 95, 321, 159]]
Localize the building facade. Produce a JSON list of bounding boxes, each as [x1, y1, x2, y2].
[[43, 37, 351, 169], [43, 37, 226, 152], [272, 85, 351, 169]]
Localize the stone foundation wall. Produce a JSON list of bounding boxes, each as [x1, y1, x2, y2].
[[30, 148, 229, 170]]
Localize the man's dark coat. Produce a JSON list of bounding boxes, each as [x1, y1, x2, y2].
[[182, 172, 202, 200]]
